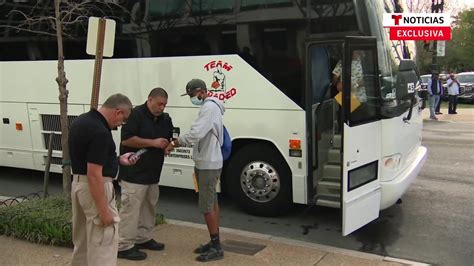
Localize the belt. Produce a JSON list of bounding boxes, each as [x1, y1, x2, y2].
[[73, 174, 114, 183]]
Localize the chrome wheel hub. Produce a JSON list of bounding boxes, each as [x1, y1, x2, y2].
[[240, 161, 280, 203]]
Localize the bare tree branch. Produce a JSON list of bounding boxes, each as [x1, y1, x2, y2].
[[0, 25, 56, 37], [0, 0, 133, 198]]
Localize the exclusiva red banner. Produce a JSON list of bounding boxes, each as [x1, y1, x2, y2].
[[389, 26, 451, 40], [383, 13, 452, 41]]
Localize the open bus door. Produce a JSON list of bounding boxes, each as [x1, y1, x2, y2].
[[341, 37, 382, 236]]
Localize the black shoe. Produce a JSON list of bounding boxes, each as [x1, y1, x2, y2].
[[194, 242, 212, 254], [453, 111, 458, 114], [135, 239, 165, 251], [118, 247, 147, 260], [195, 247, 224, 262], [436, 112, 443, 115]]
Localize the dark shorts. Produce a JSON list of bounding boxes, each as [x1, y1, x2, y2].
[[194, 167, 222, 213]]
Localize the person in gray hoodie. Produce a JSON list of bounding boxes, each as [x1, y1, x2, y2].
[[165, 78, 225, 262]]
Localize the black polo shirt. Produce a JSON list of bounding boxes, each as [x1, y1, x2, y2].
[[69, 109, 118, 178], [119, 103, 173, 184]]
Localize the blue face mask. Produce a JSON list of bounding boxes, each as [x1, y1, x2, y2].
[[190, 96, 204, 106]]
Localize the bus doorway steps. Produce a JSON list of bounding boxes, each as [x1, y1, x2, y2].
[[315, 134, 342, 209]]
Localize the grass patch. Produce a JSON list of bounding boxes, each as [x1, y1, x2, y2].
[[0, 196, 72, 246], [155, 213, 165, 226], [0, 196, 166, 247]]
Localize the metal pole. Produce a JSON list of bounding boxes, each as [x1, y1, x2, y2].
[[43, 132, 54, 199], [90, 18, 106, 110], [431, 0, 444, 74]]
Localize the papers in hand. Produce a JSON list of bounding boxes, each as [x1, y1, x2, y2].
[[334, 92, 361, 113]]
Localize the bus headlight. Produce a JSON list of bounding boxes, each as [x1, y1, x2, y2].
[[383, 154, 401, 172]]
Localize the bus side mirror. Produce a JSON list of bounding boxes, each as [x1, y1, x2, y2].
[[399, 59, 416, 72]]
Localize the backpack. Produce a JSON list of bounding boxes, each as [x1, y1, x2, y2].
[[210, 101, 232, 160], [221, 125, 232, 161]]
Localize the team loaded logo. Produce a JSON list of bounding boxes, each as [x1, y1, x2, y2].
[[383, 13, 451, 40], [203, 60, 238, 100]]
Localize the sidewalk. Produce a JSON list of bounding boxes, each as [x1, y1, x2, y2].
[[0, 219, 427, 266], [422, 107, 474, 122]]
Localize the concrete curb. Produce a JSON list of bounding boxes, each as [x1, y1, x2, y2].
[[0, 195, 29, 202], [167, 219, 430, 265], [0, 196, 11, 201]]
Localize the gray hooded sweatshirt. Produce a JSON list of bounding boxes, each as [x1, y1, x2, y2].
[[178, 97, 224, 170]]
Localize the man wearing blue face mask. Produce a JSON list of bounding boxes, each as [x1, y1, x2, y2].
[[165, 78, 225, 262]]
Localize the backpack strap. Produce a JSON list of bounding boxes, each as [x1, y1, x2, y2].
[[208, 100, 223, 145]]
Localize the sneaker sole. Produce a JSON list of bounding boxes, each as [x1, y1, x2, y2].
[[136, 246, 165, 251], [195, 255, 224, 262], [194, 244, 212, 254], [117, 254, 147, 261], [135, 244, 165, 251]]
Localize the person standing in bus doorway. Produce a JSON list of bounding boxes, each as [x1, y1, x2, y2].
[[331, 50, 367, 103], [428, 73, 443, 120], [117, 87, 173, 261], [165, 78, 225, 262], [331, 50, 367, 130], [447, 73, 460, 114], [69, 94, 137, 266]]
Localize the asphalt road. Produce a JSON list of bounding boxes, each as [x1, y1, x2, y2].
[[0, 116, 473, 266]]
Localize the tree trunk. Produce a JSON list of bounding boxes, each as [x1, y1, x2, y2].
[[55, 0, 71, 198]]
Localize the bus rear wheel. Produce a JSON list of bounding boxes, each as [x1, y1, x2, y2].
[[225, 144, 292, 217]]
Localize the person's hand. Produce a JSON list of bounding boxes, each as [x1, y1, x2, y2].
[[119, 152, 138, 166], [336, 81, 343, 92], [151, 138, 169, 149], [164, 143, 174, 155], [99, 210, 115, 226]]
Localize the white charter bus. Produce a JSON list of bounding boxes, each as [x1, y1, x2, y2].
[[0, 0, 427, 235]]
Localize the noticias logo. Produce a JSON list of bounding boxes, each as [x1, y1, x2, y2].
[[383, 13, 451, 41]]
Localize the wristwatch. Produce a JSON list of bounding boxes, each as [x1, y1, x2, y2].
[[171, 140, 176, 147]]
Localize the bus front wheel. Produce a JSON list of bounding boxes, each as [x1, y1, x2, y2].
[[225, 144, 292, 217]]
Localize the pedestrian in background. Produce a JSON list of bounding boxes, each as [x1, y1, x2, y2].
[[447, 73, 460, 114], [117, 88, 173, 261], [166, 79, 225, 262], [427, 73, 443, 120], [69, 94, 137, 266]]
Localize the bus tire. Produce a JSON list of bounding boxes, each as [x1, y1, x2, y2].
[[225, 144, 292, 217]]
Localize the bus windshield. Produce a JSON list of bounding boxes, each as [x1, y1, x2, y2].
[[365, 0, 417, 117]]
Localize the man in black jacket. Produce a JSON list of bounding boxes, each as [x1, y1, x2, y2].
[[117, 88, 173, 261]]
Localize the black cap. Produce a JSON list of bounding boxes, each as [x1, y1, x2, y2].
[[181, 79, 207, 96]]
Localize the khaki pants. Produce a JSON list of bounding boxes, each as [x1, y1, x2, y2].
[[118, 181, 160, 251], [71, 175, 120, 266]]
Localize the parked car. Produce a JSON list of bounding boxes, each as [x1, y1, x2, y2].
[[455, 72, 474, 103]]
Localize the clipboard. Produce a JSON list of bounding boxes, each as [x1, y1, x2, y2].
[[334, 92, 361, 113], [192, 173, 199, 193]]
